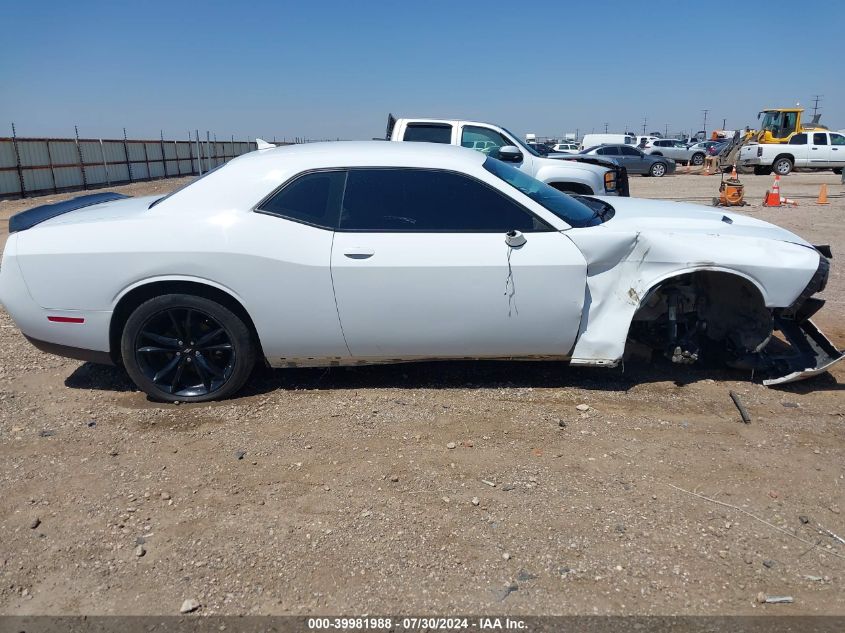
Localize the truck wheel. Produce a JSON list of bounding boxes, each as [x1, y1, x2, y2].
[[649, 162, 667, 177], [773, 157, 793, 176], [834, 167, 843, 175], [691, 153, 705, 166], [754, 166, 773, 176]]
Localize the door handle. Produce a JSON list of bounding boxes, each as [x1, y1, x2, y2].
[[343, 248, 375, 259], [812, 147, 818, 150]]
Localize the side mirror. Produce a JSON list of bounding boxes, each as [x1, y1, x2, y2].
[[505, 230, 527, 248], [497, 146, 523, 163]]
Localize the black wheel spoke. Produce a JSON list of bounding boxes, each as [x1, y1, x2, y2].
[[196, 327, 224, 347], [153, 355, 180, 383], [170, 359, 186, 392], [193, 357, 211, 391], [196, 353, 224, 378], [201, 343, 233, 351], [138, 345, 175, 353], [135, 306, 236, 398], [167, 311, 184, 340], [141, 331, 179, 348]]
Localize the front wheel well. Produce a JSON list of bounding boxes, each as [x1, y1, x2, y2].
[[109, 280, 263, 365], [548, 181, 592, 195], [628, 271, 772, 362]]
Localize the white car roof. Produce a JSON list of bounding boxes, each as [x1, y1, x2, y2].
[[156, 141, 487, 211]]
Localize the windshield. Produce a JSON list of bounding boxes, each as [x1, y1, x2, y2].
[[483, 157, 601, 228], [500, 127, 541, 157]]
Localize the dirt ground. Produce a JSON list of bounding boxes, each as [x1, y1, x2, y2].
[[0, 169, 843, 617]]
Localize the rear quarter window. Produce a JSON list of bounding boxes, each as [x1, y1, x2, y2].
[[402, 124, 453, 144]]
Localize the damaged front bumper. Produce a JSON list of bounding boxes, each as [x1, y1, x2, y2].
[[762, 254, 844, 385], [763, 319, 844, 385]]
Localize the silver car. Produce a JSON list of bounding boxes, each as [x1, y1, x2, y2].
[[580, 144, 676, 177], [645, 139, 706, 166]]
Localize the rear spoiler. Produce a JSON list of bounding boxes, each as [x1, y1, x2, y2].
[[9, 192, 129, 233]]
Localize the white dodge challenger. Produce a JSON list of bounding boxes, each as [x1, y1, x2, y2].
[[0, 142, 840, 401]]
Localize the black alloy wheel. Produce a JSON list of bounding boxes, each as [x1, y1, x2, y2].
[[121, 294, 255, 402]]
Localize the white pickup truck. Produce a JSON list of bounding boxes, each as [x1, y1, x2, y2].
[[738, 130, 845, 176], [387, 115, 628, 196]]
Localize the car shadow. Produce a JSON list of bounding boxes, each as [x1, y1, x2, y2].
[[62, 356, 843, 399]]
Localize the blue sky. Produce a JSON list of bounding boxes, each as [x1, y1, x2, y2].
[[2, 0, 843, 141]]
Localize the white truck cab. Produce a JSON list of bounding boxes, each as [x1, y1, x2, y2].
[[739, 130, 845, 175], [387, 116, 624, 196]]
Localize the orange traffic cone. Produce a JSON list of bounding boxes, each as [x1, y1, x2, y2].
[[816, 183, 830, 205], [764, 175, 782, 207]]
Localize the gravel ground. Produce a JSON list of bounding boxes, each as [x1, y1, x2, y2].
[[0, 169, 843, 616]]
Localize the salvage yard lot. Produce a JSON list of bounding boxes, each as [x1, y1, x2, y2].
[[0, 171, 843, 615]]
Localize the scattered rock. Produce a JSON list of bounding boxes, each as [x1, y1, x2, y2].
[[86, 420, 97, 428], [502, 552, 511, 561], [493, 583, 518, 602], [575, 404, 590, 412], [305, 444, 312, 450], [556, 418, 567, 428], [160, 492, 172, 500], [743, 552, 753, 565], [135, 536, 146, 545], [180, 598, 200, 613], [502, 484, 515, 492], [360, 510, 372, 518], [38, 430, 56, 437], [799, 515, 810, 525], [517, 570, 538, 582], [781, 402, 799, 408], [234, 450, 246, 460], [762, 559, 775, 569], [768, 490, 779, 499], [29, 517, 41, 530], [481, 480, 496, 487], [830, 506, 841, 515], [756, 592, 767, 604], [135, 545, 146, 557], [389, 475, 399, 483], [446, 442, 456, 450], [471, 497, 479, 506]]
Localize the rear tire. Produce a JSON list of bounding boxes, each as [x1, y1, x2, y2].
[[773, 157, 793, 176], [649, 162, 667, 177], [691, 153, 705, 166], [121, 294, 256, 402]]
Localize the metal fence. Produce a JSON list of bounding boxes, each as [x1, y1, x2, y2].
[[0, 130, 264, 199]]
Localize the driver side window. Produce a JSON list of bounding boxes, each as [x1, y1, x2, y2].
[[339, 168, 551, 233], [461, 125, 511, 155]]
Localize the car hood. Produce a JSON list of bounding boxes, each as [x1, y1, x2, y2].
[[588, 196, 812, 247]]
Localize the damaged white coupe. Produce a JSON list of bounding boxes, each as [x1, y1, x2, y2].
[[0, 142, 839, 402]]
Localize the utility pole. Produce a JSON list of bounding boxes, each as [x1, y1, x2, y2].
[[702, 109, 709, 137], [642, 117, 647, 135], [811, 95, 822, 118], [664, 124, 668, 137], [604, 122, 609, 133]]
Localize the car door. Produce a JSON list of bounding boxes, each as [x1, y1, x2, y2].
[[330, 167, 587, 360], [828, 132, 845, 167], [618, 145, 647, 174], [809, 132, 831, 167]]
